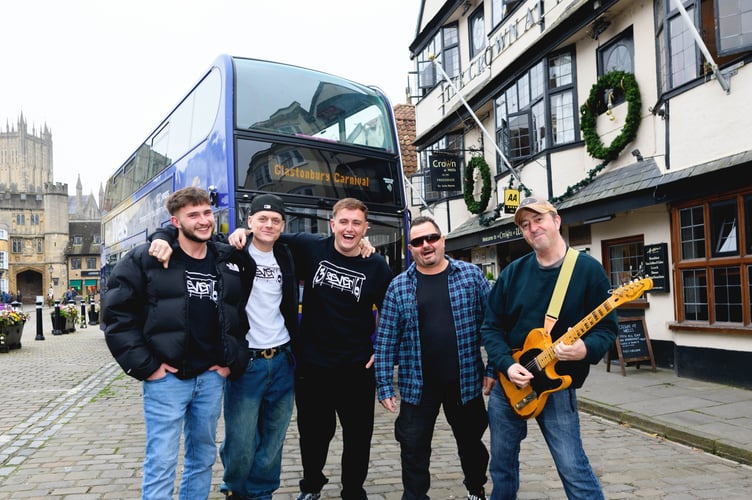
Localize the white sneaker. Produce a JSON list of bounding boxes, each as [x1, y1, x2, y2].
[[295, 493, 321, 500]]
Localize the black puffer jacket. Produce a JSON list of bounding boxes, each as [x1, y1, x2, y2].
[[103, 240, 253, 381]]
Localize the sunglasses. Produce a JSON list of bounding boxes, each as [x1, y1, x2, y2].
[[409, 233, 441, 247]]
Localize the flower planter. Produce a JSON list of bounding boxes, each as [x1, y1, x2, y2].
[[0, 322, 25, 352], [50, 311, 78, 334]]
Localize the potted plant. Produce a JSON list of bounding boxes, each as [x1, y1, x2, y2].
[[50, 303, 79, 334], [60, 303, 79, 333], [0, 305, 29, 352]]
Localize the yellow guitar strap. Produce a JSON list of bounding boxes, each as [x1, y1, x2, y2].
[[544, 247, 579, 336]]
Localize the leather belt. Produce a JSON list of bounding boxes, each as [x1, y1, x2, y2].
[[249, 342, 290, 360]]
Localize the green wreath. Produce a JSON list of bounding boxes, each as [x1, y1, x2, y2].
[[580, 71, 641, 161], [463, 156, 492, 214]]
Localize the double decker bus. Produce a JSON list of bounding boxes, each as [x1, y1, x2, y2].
[[101, 55, 407, 288]]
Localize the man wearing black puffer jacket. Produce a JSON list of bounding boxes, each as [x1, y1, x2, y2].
[[103, 186, 252, 500]]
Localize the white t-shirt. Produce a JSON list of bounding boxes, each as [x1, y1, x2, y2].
[[245, 243, 290, 349]]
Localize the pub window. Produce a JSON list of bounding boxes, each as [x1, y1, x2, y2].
[[469, 7, 486, 60], [72, 258, 82, 270], [602, 235, 645, 288], [655, 0, 749, 93], [417, 23, 460, 93], [710, 199, 738, 257], [674, 192, 752, 326], [680, 205, 705, 259], [86, 257, 97, 269], [596, 28, 634, 110], [491, 0, 524, 29], [494, 50, 576, 168]]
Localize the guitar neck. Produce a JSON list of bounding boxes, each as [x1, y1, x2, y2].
[[535, 296, 618, 368]]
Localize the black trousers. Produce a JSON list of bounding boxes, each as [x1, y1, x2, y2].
[[295, 363, 375, 499], [395, 387, 489, 499]]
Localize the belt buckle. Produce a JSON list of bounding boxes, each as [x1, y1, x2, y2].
[[261, 348, 276, 359]]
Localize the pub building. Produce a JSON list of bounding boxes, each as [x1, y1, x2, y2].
[[404, 0, 752, 387]]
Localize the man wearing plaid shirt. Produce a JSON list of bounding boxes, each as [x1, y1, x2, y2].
[[374, 215, 495, 500]]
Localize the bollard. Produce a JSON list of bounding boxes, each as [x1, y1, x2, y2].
[[52, 300, 63, 335], [35, 298, 45, 341], [88, 299, 99, 325], [79, 301, 87, 329]]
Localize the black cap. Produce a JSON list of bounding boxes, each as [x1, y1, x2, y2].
[[250, 194, 285, 217]]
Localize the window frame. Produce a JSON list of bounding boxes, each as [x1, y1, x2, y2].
[[656, 0, 749, 93], [468, 6, 487, 60], [714, 0, 752, 57], [417, 23, 460, 93], [602, 235, 647, 289], [672, 191, 752, 330], [491, 0, 525, 31], [494, 49, 577, 169]]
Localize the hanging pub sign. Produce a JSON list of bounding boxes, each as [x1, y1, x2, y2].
[[503, 188, 520, 214], [429, 154, 461, 191]]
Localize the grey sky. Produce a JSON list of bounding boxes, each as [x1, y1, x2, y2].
[[0, 0, 419, 200]]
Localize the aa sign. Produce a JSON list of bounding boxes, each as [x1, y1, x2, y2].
[[504, 188, 520, 214]]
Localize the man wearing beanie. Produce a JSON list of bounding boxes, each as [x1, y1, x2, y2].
[[220, 193, 299, 499]]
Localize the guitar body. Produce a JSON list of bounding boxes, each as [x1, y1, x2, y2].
[[498, 327, 572, 419]]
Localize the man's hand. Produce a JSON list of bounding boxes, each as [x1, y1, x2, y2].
[[146, 362, 178, 381], [227, 228, 249, 249], [554, 338, 587, 361], [482, 375, 496, 396], [507, 362, 534, 388], [380, 396, 398, 413], [208, 365, 231, 378], [358, 238, 375, 258], [365, 354, 375, 369], [148, 240, 173, 269]]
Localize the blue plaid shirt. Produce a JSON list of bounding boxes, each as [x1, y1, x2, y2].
[[374, 257, 493, 405]]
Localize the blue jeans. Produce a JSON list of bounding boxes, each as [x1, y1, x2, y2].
[[487, 384, 604, 500], [220, 352, 295, 499], [141, 370, 225, 500]]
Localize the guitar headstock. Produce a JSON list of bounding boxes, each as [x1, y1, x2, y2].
[[613, 277, 654, 302]]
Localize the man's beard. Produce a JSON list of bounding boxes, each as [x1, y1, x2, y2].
[[181, 227, 211, 243]]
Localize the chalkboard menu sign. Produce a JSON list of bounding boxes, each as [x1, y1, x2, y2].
[[606, 317, 656, 376], [644, 243, 669, 292]]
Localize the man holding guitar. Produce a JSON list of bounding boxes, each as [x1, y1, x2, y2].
[[481, 197, 618, 500]]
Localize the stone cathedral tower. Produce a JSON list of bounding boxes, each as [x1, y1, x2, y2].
[[0, 114, 69, 302]]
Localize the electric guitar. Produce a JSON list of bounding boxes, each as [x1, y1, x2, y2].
[[498, 277, 653, 419]]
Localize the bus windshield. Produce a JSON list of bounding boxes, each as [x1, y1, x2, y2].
[[234, 58, 395, 152]]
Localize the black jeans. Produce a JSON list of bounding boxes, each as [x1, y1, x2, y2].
[[395, 388, 489, 499], [295, 364, 375, 499]]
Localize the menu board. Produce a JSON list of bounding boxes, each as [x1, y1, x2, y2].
[[644, 243, 669, 292]]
